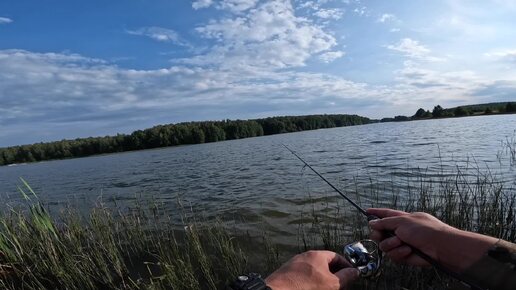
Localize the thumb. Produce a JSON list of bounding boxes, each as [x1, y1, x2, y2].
[[334, 267, 360, 289]]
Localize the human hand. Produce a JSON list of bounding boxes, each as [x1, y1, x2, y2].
[[367, 208, 498, 271], [265, 250, 359, 290]]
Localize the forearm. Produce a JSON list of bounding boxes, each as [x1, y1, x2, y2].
[[436, 228, 498, 272], [459, 239, 516, 290]]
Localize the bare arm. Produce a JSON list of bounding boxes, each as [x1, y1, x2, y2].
[[367, 208, 499, 272]]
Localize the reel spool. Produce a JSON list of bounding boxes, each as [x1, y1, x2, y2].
[[343, 239, 382, 278]]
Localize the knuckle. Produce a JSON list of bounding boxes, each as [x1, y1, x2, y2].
[[303, 250, 318, 258], [412, 212, 430, 218]]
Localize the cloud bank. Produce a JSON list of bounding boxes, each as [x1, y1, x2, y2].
[[0, 0, 515, 146]]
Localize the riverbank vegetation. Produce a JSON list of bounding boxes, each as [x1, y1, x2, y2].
[[381, 101, 516, 122], [1, 157, 514, 289], [0, 114, 369, 166]]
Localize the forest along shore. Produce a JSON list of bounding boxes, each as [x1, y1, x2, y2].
[[0, 114, 369, 166]]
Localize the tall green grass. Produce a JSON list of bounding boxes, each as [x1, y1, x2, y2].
[[1, 153, 515, 289], [0, 189, 252, 290]]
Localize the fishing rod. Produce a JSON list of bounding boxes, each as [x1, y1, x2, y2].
[[282, 144, 368, 217], [283, 145, 485, 290]]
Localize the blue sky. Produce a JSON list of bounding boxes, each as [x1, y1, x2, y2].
[[1, 0, 515, 146]]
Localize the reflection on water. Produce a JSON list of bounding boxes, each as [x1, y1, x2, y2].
[[1, 115, 515, 243]]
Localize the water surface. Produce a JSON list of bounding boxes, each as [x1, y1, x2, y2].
[[1, 115, 515, 243]]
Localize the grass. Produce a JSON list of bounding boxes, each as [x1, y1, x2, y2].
[[0, 188, 251, 289], [501, 132, 516, 166], [0, 148, 515, 289]]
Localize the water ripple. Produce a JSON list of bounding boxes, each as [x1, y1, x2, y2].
[[1, 115, 515, 245]]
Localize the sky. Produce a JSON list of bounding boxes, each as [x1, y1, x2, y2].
[[1, 0, 516, 147]]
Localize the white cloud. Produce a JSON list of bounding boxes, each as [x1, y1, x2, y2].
[[299, 1, 317, 9], [387, 38, 429, 56], [434, 14, 497, 40], [485, 49, 516, 63], [4, 0, 516, 146], [297, 1, 346, 22], [377, 13, 396, 23], [1, 46, 511, 146], [0, 17, 13, 24], [192, 0, 213, 10], [386, 38, 444, 62], [396, 60, 483, 90], [319, 50, 345, 63], [191, 0, 338, 69], [127, 27, 190, 46], [193, 0, 260, 12], [218, 0, 260, 12], [314, 8, 344, 20], [353, 6, 367, 16], [390, 28, 400, 32], [0, 49, 382, 136]]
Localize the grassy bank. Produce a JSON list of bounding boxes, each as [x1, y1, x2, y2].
[[1, 169, 515, 290]]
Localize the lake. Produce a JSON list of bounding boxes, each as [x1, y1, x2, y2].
[[1, 114, 515, 243]]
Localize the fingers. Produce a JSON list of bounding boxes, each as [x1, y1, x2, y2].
[[379, 236, 402, 252], [304, 250, 352, 271], [318, 251, 353, 275], [370, 229, 384, 242], [368, 215, 405, 232], [383, 246, 429, 266], [384, 245, 412, 263], [367, 208, 408, 218], [404, 253, 431, 267], [367, 209, 409, 241], [380, 243, 430, 267], [334, 267, 360, 289]]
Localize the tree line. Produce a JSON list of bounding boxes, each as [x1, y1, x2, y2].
[[0, 114, 370, 166], [381, 101, 516, 122]]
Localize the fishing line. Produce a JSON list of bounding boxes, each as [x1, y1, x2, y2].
[[283, 144, 486, 290]]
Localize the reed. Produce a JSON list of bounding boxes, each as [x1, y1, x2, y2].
[[0, 189, 251, 290]]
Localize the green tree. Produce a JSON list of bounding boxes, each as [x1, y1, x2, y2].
[[454, 106, 469, 117], [394, 115, 410, 121], [413, 108, 426, 119], [432, 105, 444, 118]]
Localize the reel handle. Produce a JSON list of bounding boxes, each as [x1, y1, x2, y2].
[[365, 213, 485, 290]]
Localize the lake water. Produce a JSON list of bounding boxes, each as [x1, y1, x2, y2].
[[1, 115, 515, 243]]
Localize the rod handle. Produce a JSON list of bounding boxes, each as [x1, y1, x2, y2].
[[366, 214, 484, 290]]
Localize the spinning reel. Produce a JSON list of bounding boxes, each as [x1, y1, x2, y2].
[[343, 239, 382, 278]]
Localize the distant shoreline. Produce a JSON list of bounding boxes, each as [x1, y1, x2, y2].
[[377, 101, 516, 123], [377, 110, 516, 123], [2, 101, 515, 166], [0, 114, 370, 166]]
